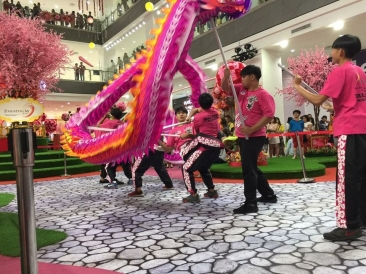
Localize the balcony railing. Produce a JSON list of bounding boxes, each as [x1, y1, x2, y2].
[[59, 67, 114, 82]]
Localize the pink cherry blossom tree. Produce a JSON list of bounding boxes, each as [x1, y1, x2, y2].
[[0, 12, 72, 100], [277, 46, 336, 129]]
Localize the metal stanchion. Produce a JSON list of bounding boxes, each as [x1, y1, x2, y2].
[[10, 126, 39, 274], [296, 132, 315, 183], [60, 152, 71, 177]]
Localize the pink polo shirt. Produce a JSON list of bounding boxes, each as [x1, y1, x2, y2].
[[166, 123, 194, 152], [320, 61, 366, 137], [233, 84, 275, 138], [193, 107, 220, 137]]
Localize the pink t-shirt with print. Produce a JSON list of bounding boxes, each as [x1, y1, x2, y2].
[[166, 123, 194, 152], [233, 84, 275, 138], [320, 61, 366, 137], [95, 119, 123, 138], [194, 107, 220, 137]]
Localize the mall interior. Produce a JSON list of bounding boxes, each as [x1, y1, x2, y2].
[[1, 0, 366, 273]]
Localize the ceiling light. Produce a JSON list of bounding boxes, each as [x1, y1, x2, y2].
[[78, 10, 82, 13], [291, 49, 295, 52], [331, 20, 344, 30], [122, 37, 125, 39], [143, 21, 146, 24], [277, 40, 288, 48], [166, 4, 169, 7], [132, 29, 135, 32], [29, 0, 32, 3], [157, 10, 160, 15], [67, 102, 70, 104], [61, 106, 63, 107], [126, 34, 128, 37], [89, 50, 92, 53], [122, 48, 125, 50], [135, 27, 138, 30], [129, 31, 132, 34], [117, 40, 120, 43], [133, 41, 135, 43], [55, 5, 58, 8], [139, 24, 142, 27], [206, 64, 218, 71]]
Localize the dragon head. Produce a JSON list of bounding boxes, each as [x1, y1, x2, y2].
[[198, 0, 252, 23]]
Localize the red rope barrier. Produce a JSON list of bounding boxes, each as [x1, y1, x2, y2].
[[266, 131, 333, 138]]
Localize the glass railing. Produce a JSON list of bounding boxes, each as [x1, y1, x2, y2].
[[101, 0, 141, 30], [193, 0, 270, 37], [58, 67, 115, 82]]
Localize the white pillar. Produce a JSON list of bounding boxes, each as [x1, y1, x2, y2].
[[261, 49, 285, 123]]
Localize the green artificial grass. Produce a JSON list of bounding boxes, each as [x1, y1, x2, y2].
[[210, 156, 337, 180], [0, 193, 15, 207], [0, 193, 68, 257]]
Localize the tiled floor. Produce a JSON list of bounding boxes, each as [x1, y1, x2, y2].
[[1, 172, 366, 274]]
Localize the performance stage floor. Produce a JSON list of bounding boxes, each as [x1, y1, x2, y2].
[[1, 173, 366, 274]]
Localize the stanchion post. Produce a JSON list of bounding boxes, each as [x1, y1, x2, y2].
[[10, 126, 39, 274], [296, 132, 315, 183], [60, 152, 71, 177]]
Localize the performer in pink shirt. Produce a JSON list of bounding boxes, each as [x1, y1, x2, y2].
[[162, 95, 223, 203], [222, 65, 277, 214], [293, 34, 366, 241]]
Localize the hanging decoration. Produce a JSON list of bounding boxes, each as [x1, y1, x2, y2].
[[86, 0, 89, 11], [78, 0, 81, 11], [145, 2, 154, 11], [82, 0, 84, 13], [89, 42, 95, 49], [101, 0, 104, 15], [93, 0, 96, 16]]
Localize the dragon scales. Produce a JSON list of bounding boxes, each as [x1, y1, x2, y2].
[[63, 0, 252, 164]]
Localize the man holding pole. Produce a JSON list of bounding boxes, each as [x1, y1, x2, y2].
[[222, 65, 277, 214]]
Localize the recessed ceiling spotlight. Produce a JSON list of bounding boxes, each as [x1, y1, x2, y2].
[[135, 27, 138, 30], [132, 29, 135, 32], [179, 84, 182, 87], [133, 41, 135, 43], [55, 5, 58, 8], [139, 24, 142, 27], [122, 37, 125, 39], [122, 48, 125, 50], [157, 10, 160, 15], [126, 34, 128, 37], [166, 4, 169, 7], [291, 49, 295, 52], [143, 21, 146, 24], [67, 102, 70, 104], [61, 105, 64, 107], [129, 31, 132, 34], [117, 40, 120, 43], [331, 20, 344, 30]]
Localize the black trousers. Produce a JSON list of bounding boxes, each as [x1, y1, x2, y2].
[[182, 148, 220, 194], [100, 164, 107, 178], [133, 150, 173, 188], [238, 136, 275, 204], [336, 135, 366, 229], [120, 161, 132, 179]]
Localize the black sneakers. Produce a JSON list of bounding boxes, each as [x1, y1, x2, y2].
[[323, 227, 362, 241], [257, 194, 278, 203], [233, 203, 258, 214]]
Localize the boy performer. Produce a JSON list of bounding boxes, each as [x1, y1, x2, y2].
[[293, 34, 366, 241], [161, 95, 223, 203], [222, 65, 277, 214], [128, 136, 174, 197]]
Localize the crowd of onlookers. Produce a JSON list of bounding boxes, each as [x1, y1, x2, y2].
[[2, 0, 99, 30]]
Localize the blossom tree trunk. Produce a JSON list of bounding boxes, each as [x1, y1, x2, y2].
[[314, 105, 320, 130]]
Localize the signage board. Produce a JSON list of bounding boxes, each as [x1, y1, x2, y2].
[[0, 98, 44, 123]]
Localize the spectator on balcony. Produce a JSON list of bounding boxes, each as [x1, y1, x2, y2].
[[123, 53, 130, 68], [15, 1, 22, 16], [117, 57, 123, 71], [110, 60, 117, 74], [87, 12, 94, 30], [60, 9, 65, 26], [117, 2, 122, 16], [319, 115, 329, 131], [79, 62, 86, 81], [64, 11, 70, 26], [76, 13, 84, 29], [74, 63, 80, 81], [23, 5, 30, 18], [122, 0, 129, 11], [49, 9, 57, 25], [70, 11, 76, 28], [3, 0, 11, 14], [31, 3, 39, 18]]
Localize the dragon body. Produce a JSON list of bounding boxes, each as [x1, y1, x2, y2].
[[63, 0, 252, 164]]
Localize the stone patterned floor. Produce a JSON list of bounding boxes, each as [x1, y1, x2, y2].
[[1, 172, 366, 274]]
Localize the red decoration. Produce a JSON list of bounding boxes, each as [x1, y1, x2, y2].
[[94, 0, 96, 16], [79, 56, 94, 67], [44, 119, 57, 134], [61, 113, 69, 122], [212, 61, 245, 110], [101, 0, 104, 15]]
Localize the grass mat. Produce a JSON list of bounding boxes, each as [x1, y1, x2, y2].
[[0, 193, 15, 207], [211, 156, 337, 180], [0, 193, 68, 257]]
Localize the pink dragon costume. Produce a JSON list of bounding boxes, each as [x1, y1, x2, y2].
[[63, 0, 252, 164]]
